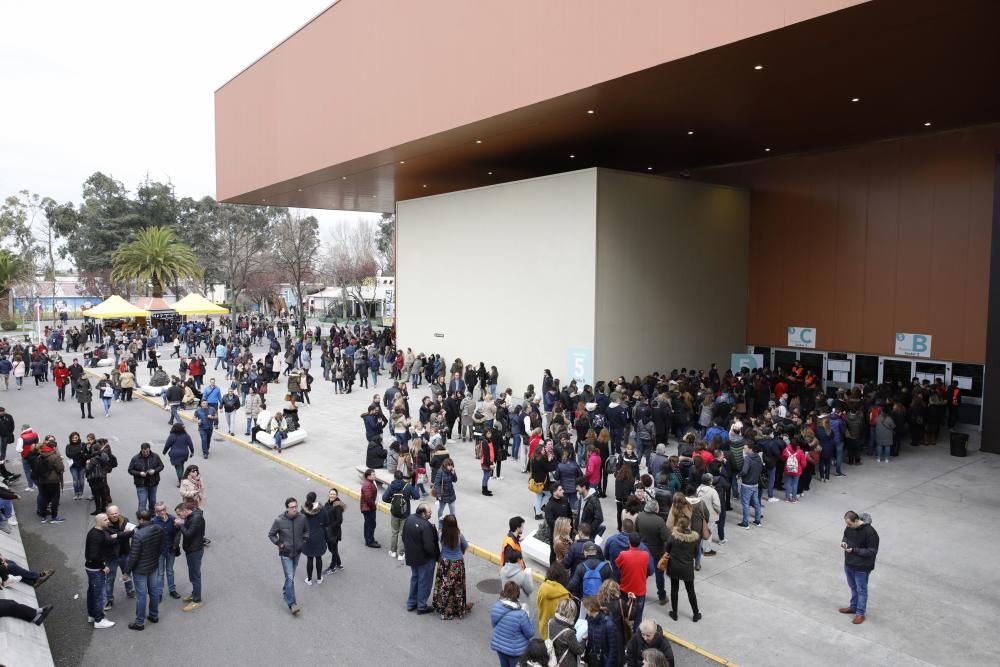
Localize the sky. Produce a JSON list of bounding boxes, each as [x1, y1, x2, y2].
[[0, 0, 373, 238]]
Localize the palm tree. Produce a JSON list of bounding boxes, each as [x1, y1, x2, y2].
[[111, 226, 201, 298], [0, 250, 32, 317]]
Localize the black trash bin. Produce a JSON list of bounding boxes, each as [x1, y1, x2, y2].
[[950, 431, 969, 457]]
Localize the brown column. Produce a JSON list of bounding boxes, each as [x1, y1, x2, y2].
[[982, 154, 1000, 454]]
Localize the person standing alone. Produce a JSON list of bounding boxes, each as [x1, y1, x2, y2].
[[268, 497, 308, 615], [839, 510, 879, 625]]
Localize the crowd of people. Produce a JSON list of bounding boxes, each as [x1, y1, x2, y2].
[[0, 314, 909, 663]]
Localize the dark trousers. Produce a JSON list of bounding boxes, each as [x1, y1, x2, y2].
[[80, 401, 92, 418], [0, 598, 37, 622], [38, 482, 60, 518], [670, 577, 699, 615], [325, 539, 342, 569], [362, 510, 376, 545]]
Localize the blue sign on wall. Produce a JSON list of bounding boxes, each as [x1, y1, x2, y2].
[[567, 346, 593, 386]]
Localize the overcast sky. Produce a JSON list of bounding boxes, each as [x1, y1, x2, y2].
[[0, 0, 371, 234]]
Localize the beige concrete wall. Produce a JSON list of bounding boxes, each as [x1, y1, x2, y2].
[[594, 170, 749, 380], [396, 170, 598, 394]]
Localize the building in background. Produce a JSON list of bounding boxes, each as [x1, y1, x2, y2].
[[215, 0, 1000, 448]]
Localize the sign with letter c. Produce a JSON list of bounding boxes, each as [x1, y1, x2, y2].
[[787, 326, 816, 349]]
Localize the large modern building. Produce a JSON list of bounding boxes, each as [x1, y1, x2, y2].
[[215, 0, 1000, 451]]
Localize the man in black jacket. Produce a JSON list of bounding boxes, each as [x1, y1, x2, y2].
[[839, 510, 879, 625], [104, 505, 135, 609], [268, 497, 309, 615], [635, 498, 669, 605], [576, 476, 605, 537], [124, 510, 164, 630], [737, 444, 764, 528], [85, 513, 125, 628], [127, 443, 163, 515], [401, 503, 439, 614], [175, 502, 205, 612], [0, 406, 14, 463]]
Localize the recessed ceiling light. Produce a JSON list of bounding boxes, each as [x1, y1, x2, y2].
[[647, 167, 653, 171], [341, 176, 347, 180], [754, 64, 764, 70], [851, 97, 860, 103], [487, 171, 493, 175], [475, 139, 482, 144], [764, 147, 771, 152], [924, 121, 932, 127], [569, 154, 575, 159], [262, 198, 266, 202], [399, 160, 405, 164], [587, 109, 595, 114], [422, 184, 427, 188], [297, 188, 302, 192], [687, 130, 694, 135]]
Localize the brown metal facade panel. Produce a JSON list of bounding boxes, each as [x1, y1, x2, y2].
[[215, 0, 864, 204], [698, 124, 999, 362]]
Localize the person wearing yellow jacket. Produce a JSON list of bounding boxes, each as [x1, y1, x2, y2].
[[535, 561, 571, 639]]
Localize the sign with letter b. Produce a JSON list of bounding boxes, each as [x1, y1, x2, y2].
[[895, 333, 932, 358]]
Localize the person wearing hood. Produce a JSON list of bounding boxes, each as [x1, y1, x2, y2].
[[500, 550, 535, 602], [548, 598, 586, 666], [300, 492, 328, 586], [839, 510, 879, 625], [536, 561, 571, 639], [625, 619, 675, 667], [664, 516, 701, 623], [491, 581, 535, 667], [567, 543, 612, 601], [35, 435, 65, 523]]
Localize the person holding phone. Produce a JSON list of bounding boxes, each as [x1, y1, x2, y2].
[[839, 510, 880, 625]]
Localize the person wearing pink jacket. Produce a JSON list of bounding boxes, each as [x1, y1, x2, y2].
[[781, 440, 807, 503]]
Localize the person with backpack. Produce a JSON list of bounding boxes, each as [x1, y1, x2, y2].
[[546, 599, 586, 666], [781, 439, 806, 502], [568, 543, 612, 601], [383, 470, 420, 562]]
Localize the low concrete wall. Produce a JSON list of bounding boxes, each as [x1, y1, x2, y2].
[[0, 513, 55, 667]]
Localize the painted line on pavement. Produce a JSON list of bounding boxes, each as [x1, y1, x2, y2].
[[90, 368, 736, 665]]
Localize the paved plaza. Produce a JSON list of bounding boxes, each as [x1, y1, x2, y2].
[[39, 328, 996, 666]]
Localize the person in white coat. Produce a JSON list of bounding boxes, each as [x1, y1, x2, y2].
[[696, 473, 721, 556]]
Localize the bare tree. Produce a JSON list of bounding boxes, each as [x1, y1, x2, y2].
[[215, 204, 277, 309], [321, 220, 381, 318], [271, 214, 320, 328]]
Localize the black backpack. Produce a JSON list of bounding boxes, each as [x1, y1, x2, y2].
[[390, 483, 410, 519]]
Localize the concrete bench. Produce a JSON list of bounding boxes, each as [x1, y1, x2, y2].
[[138, 384, 168, 396], [354, 464, 394, 487], [256, 429, 307, 450], [94, 358, 113, 367], [0, 512, 56, 666], [521, 528, 605, 568]]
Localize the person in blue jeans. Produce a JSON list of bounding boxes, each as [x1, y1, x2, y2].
[[193, 400, 216, 459], [152, 502, 180, 600], [104, 506, 136, 609], [840, 510, 879, 625], [268, 497, 308, 615], [175, 502, 206, 612], [124, 510, 164, 630], [85, 512, 121, 628], [737, 444, 763, 528], [402, 504, 439, 613]]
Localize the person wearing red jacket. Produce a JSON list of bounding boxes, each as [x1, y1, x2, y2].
[[360, 469, 380, 548], [781, 440, 807, 503], [615, 533, 654, 632], [53, 362, 70, 402]]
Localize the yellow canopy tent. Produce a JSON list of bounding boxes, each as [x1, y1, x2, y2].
[[172, 293, 230, 315], [84, 295, 151, 319]]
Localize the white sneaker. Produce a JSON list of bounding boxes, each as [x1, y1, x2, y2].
[[315, 577, 322, 585], [94, 619, 115, 629], [304, 577, 312, 586], [9, 517, 17, 526], [6, 575, 21, 584], [494, 475, 504, 480], [397, 554, 405, 562], [767, 497, 780, 503], [388, 551, 397, 558], [87, 616, 94, 623]]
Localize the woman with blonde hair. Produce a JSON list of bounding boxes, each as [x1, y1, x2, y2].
[[552, 516, 573, 564], [547, 597, 585, 666]]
